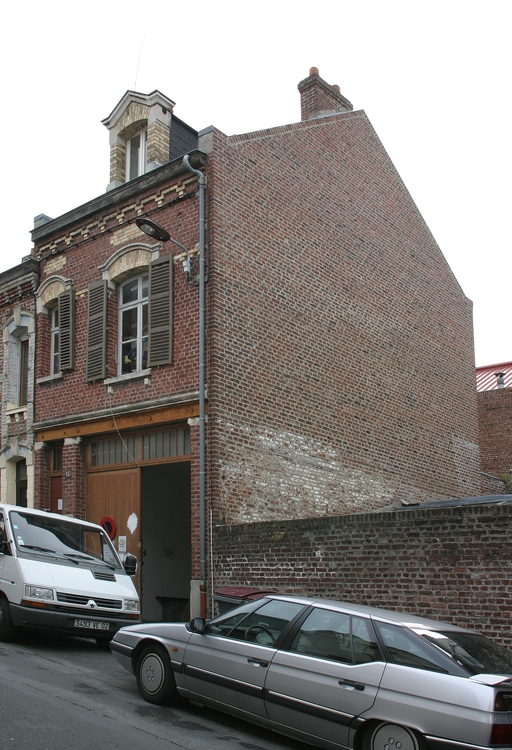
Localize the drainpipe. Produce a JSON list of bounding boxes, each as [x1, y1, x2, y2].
[[183, 154, 207, 618]]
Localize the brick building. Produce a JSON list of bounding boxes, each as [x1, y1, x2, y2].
[[29, 69, 481, 619], [0, 258, 39, 507], [476, 362, 512, 490]]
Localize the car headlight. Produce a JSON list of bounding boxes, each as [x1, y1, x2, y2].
[[124, 598, 139, 612], [25, 585, 54, 601]]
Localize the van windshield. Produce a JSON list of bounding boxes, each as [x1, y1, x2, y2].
[[9, 511, 121, 569]]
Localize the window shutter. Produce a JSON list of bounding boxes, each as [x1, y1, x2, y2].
[[86, 280, 107, 382], [58, 289, 75, 371], [148, 255, 173, 366]]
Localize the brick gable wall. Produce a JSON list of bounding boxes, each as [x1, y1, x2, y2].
[[206, 110, 480, 526]]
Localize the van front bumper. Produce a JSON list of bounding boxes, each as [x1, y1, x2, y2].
[[10, 602, 140, 637]]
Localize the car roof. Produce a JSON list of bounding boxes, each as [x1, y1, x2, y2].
[[264, 594, 470, 633]]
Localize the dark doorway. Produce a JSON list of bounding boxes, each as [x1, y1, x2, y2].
[[141, 462, 191, 622], [16, 460, 27, 507]]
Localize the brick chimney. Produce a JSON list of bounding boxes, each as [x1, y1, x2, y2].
[[298, 67, 353, 121]]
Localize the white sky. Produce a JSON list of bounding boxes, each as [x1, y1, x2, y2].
[[2, 0, 510, 367]]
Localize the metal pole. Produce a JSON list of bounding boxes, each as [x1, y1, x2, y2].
[[183, 154, 207, 617]]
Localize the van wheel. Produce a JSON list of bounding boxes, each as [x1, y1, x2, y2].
[[364, 722, 422, 750], [0, 598, 15, 642], [136, 643, 178, 705]]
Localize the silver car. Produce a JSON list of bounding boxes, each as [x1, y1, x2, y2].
[[110, 595, 512, 750]]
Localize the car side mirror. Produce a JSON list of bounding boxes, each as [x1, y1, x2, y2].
[[123, 554, 137, 576], [189, 617, 206, 634]]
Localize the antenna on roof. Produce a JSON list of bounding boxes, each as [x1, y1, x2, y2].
[[134, 36, 146, 90]]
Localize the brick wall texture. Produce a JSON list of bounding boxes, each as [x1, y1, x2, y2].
[[213, 504, 512, 648], [206, 107, 480, 527], [478, 388, 512, 479]]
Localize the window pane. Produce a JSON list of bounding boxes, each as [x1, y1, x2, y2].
[[122, 278, 139, 305], [141, 337, 148, 370], [141, 275, 148, 298], [129, 133, 140, 180], [290, 609, 352, 663], [122, 341, 137, 373], [376, 622, 449, 673], [207, 600, 305, 645], [142, 302, 148, 336], [122, 308, 138, 341], [352, 616, 382, 663], [19, 340, 29, 406]]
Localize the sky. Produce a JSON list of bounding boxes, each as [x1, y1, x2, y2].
[[2, 0, 510, 367]]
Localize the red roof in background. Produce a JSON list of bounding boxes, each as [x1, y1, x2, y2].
[[476, 362, 512, 392]]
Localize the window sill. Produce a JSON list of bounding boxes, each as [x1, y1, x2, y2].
[[37, 373, 64, 385], [104, 369, 151, 387], [6, 405, 28, 420]]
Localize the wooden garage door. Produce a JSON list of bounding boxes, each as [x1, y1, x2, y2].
[[87, 468, 141, 593]]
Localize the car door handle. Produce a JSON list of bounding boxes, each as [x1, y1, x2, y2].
[[338, 679, 365, 691], [247, 658, 269, 667]]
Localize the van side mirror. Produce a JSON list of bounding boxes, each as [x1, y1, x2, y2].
[[123, 554, 137, 576], [189, 617, 206, 634]]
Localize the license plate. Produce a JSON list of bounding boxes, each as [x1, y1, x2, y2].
[[74, 619, 109, 631]]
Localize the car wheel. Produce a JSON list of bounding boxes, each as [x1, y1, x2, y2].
[[136, 644, 178, 705], [0, 597, 15, 642], [365, 722, 421, 750]]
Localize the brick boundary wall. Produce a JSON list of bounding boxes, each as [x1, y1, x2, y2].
[[213, 504, 512, 648]]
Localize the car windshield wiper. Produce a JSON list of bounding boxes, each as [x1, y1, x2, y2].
[[19, 544, 79, 564], [64, 553, 95, 561]]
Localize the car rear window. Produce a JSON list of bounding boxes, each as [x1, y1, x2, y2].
[[417, 630, 512, 675], [375, 622, 450, 673]]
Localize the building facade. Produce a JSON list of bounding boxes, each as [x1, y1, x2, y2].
[[476, 361, 512, 491], [0, 258, 39, 508], [29, 70, 481, 619]]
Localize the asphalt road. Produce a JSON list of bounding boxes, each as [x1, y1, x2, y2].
[[0, 631, 316, 750]]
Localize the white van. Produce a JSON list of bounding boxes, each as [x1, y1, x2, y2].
[[0, 504, 140, 646]]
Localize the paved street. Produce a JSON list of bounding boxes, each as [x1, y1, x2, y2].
[[0, 631, 315, 750]]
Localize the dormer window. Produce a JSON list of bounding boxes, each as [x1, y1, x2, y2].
[[126, 129, 147, 181]]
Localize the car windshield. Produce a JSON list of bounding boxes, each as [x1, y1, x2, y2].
[[9, 511, 121, 569], [416, 629, 512, 675]]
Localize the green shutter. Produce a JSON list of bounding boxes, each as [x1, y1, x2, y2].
[[148, 255, 173, 366], [86, 280, 107, 381]]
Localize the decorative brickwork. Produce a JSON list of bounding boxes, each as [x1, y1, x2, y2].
[[213, 504, 512, 648]]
